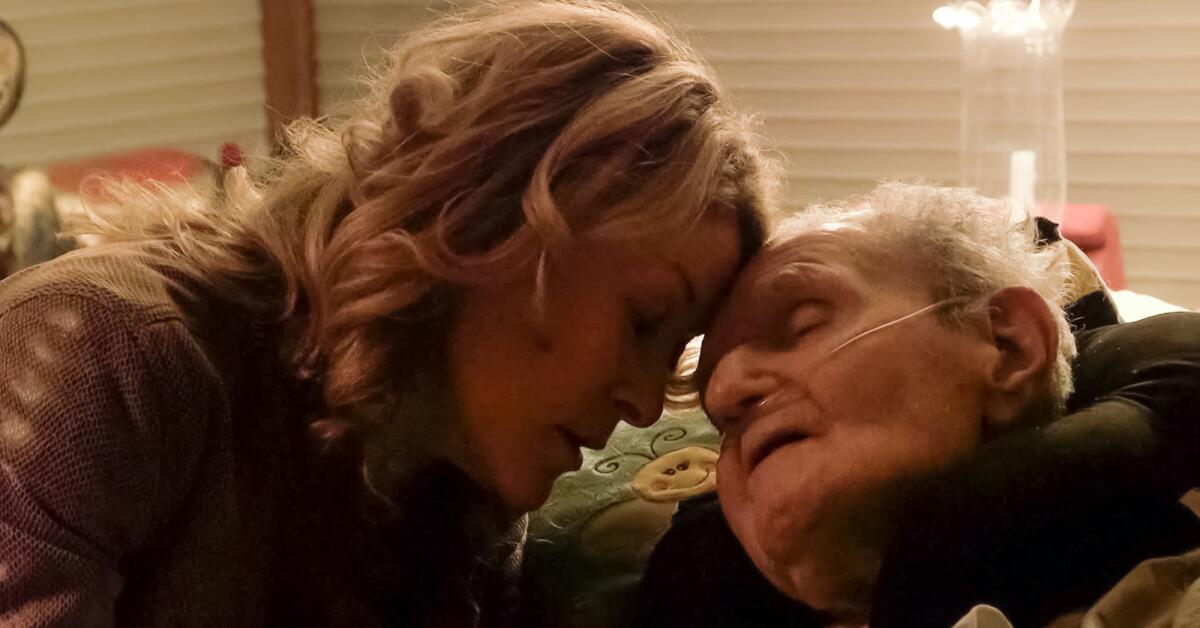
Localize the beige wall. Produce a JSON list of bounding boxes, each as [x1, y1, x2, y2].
[[315, 0, 1200, 309], [0, 0, 268, 167], [315, 0, 434, 110]]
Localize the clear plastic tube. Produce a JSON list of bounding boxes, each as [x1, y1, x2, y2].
[[794, 295, 979, 387], [725, 294, 983, 431]]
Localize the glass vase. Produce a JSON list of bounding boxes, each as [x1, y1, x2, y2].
[[935, 0, 1075, 221]]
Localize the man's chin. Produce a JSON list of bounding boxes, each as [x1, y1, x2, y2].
[[741, 482, 825, 550], [775, 555, 876, 626], [733, 509, 819, 596], [735, 503, 881, 624]]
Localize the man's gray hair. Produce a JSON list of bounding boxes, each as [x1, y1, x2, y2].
[[773, 181, 1077, 404]]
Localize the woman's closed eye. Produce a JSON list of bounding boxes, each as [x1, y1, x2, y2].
[[628, 301, 669, 341], [629, 300, 695, 369]]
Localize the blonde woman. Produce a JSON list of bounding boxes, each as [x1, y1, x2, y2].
[[0, 2, 772, 626]]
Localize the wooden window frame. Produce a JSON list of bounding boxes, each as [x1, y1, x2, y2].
[[260, 0, 317, 143]]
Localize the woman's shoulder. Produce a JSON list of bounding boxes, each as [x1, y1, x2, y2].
[[0, 243, 232, 425], [0, 243, 200, 326], [1071, 311, 1200, 408], [0, 246, 239, 608], [0, 244, 235, 419]]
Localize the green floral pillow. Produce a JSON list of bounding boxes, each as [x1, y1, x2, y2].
[[523, 407, 720, 627]]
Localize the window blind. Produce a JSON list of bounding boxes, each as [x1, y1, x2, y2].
[[315, 0, 1200, 308], [0, 0, 268, 166]]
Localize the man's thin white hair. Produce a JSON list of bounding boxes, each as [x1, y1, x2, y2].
[[773, 181, 1077, 404]]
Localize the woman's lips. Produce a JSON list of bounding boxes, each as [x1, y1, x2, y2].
[[554, 426, 587, 470], [556, 424, 610, 451]]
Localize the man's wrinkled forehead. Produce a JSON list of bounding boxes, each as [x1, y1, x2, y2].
[[696, 227, 865, 391]]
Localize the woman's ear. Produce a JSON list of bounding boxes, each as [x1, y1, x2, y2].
[[980, 287, 1060, 436]]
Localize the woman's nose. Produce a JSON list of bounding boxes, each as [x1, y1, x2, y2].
[[613, 373, 666, 428], [703, 345, 779, 432], [611, 349, 672, 428]]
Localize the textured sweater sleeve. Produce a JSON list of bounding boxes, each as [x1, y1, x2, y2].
[[0, 293, 216, 627]]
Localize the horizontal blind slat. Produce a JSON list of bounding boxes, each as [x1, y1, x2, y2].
[[312, 0, 1200, 309], [0, 0, 267, 166]]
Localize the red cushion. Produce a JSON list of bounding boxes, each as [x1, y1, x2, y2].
[[46, 148, 205, 193], [1059, 204, 1112, 250], [1058, 204, 1127, 290]]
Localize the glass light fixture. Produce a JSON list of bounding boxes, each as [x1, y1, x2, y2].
[[935, 0, 1075, 221]]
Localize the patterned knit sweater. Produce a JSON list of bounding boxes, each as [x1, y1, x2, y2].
[[0, 244, 523, 627]]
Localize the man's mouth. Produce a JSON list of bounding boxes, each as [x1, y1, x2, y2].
[[744, 425, 812, 472]]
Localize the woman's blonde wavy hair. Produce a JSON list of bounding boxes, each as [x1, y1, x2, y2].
[[74, 0, 774, 446]]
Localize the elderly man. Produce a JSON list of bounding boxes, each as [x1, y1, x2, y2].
[[631, 183, 1200, 627]]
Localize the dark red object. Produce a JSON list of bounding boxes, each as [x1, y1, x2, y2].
[[1059, 204, 1127, 290], [219, 142, 244, 170]]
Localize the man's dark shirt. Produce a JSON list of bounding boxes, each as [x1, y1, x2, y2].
[[632, 311, 1200, 628]]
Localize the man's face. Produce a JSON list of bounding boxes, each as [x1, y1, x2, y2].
[[696, 233, 994, 618]]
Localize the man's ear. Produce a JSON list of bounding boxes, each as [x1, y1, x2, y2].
[[980, 286, 1060, 436]]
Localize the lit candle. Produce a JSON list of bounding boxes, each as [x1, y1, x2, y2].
[[1009, 149, 1038, 211]]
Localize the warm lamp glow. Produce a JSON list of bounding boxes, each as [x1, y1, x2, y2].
[[933, 0, 1072, 34], [932, 5, 959, 29]]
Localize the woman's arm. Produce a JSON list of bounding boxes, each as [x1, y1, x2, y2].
[[0, 293, 212, 626], [871, 312, 1200, 628]]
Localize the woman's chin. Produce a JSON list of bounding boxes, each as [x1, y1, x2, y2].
[[490, 467, 559, 516]]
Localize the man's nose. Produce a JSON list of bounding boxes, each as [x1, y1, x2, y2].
[[703, 346, 780, 432]]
